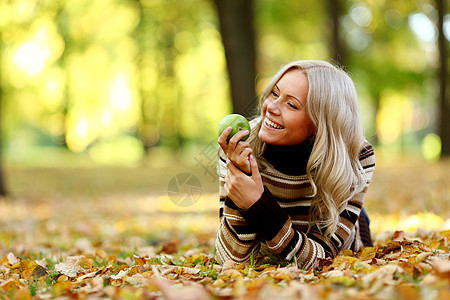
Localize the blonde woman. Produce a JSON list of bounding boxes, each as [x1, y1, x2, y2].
[[215, 60, 375, 269]]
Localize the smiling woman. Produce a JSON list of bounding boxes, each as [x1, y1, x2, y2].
[[215, 60, 376, 269]]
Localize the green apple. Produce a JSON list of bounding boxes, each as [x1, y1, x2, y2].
[[218, 114, 251, 142]]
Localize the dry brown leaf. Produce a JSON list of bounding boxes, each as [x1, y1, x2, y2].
[[361, 264, 405, 286], [430, 258, 450, 280], [160, 238, 179, 254], [221, 269, 242, 280], [416, 252, 432, 263], [321, 269, 345, 278], [221, 260, 237, 272], [54, 256, 90, 278], [0, 279, 21, 292], [181, 267, 201, 275]]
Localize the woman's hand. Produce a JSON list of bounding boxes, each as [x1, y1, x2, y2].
[[218, 126, 252, 174], [224, 155, 264, 210]]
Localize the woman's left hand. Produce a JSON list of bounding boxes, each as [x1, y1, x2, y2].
[[224, 154, 264, 210]]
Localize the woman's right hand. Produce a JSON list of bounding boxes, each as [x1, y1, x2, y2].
[[218, 126, 252, 174]]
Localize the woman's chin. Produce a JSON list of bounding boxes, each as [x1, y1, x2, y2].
[[259, 130, 278, 145]]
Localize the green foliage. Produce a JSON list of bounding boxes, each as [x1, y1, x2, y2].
[[0, 0, 444, 165]]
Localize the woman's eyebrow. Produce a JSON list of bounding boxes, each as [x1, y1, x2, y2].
[[275, 84, 302, 104]]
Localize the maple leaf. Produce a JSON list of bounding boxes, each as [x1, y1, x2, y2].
[[54, 256, 93, 278]]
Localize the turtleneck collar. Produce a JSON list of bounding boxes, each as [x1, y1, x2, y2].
[[262, 141, 313, 176]]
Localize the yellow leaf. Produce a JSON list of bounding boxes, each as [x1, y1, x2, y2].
[[437, 289, 450, 300], [19, 260, 38, 272], [330, 256, 359, 269], [352, 262, 372, 273], [221, 269, 242, 280], [340, 249, 353, 256], [254, 265, 277, 272], [79, 256, 94, 270], [440, 230, 450, 238], [19, 260, 45, 280], [52, 282, 73, 297], [326, 275, 355, 287], [13, 287, 31, 300], [0, 280, 21, 292], [95, 249, 107, 259], [359, 247, 377, 261], [396, 285, 421, 299], [212, 278, 226, 288], [110, 278, 123, 287], [430, 240, 441, 250], [57, 275, 68, 282]]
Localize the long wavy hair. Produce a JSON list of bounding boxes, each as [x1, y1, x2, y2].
[[249, 60, 367, 239]]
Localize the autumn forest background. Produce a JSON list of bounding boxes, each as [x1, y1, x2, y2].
[[0, 0, 449, 298]]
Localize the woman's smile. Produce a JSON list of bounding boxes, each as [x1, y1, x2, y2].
[[263, 117, 285, 130]]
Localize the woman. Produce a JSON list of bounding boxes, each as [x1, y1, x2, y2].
[[215, 60, 375, 269]]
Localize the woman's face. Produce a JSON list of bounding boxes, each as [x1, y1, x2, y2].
[[259, 69, 314, 145]]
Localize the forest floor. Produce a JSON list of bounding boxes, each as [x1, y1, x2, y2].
[[1, 157, 449, 299]]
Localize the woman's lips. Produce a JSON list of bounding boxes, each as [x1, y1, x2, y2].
[[264, 118, 284, 130]]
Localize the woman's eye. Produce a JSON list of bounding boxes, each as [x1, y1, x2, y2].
[[288, 102, 298, 109], [271, 91, 279, 97]]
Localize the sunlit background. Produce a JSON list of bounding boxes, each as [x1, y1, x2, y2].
[[0, 0, 449, 235]]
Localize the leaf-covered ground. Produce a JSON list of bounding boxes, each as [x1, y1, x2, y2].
[[1, 159, 449, 299]]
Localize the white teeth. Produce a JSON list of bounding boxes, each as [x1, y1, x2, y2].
[[265, 118, 284, 129]]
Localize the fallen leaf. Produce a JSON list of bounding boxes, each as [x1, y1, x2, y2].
[[361, 264, 405, 286], [430, 258, 450, 280], [54, 256, 90, 278], [330, 255, 359, 270], [6, 253, 19, 266], [359, 247, 377, 261], [160, 239, 179, 254]]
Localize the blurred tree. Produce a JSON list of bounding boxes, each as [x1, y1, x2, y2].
[[134, 0, 154, 153], [344, 0, 429, 147], [436, 0, 449, 157], [328, 0, 347, 66], [150, 1, 184, 151], [55, 2, 71, 148], [0, 32, 6, 196], [214, 0, 257, 118]]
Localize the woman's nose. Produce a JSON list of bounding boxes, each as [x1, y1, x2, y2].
[[267, 98, 281, 115]]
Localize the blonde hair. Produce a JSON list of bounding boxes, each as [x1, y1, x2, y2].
[[249, 60, 366, 239]]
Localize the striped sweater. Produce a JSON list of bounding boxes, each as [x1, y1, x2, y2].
[[214, 126, 376, 269]]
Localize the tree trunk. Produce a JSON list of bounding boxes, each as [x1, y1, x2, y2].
[[328, 0, 346, 66], [436, 0, 449, 157], [134, 0, 152, 154], [0, 33, 7, 196], [56, 3, 71, 148], [214, 0, 257, 118]]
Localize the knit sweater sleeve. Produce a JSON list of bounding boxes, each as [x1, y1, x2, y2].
[[240, 186, 325, 269], [214, 147, 260, 264], [241, 142, 376, 269]]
